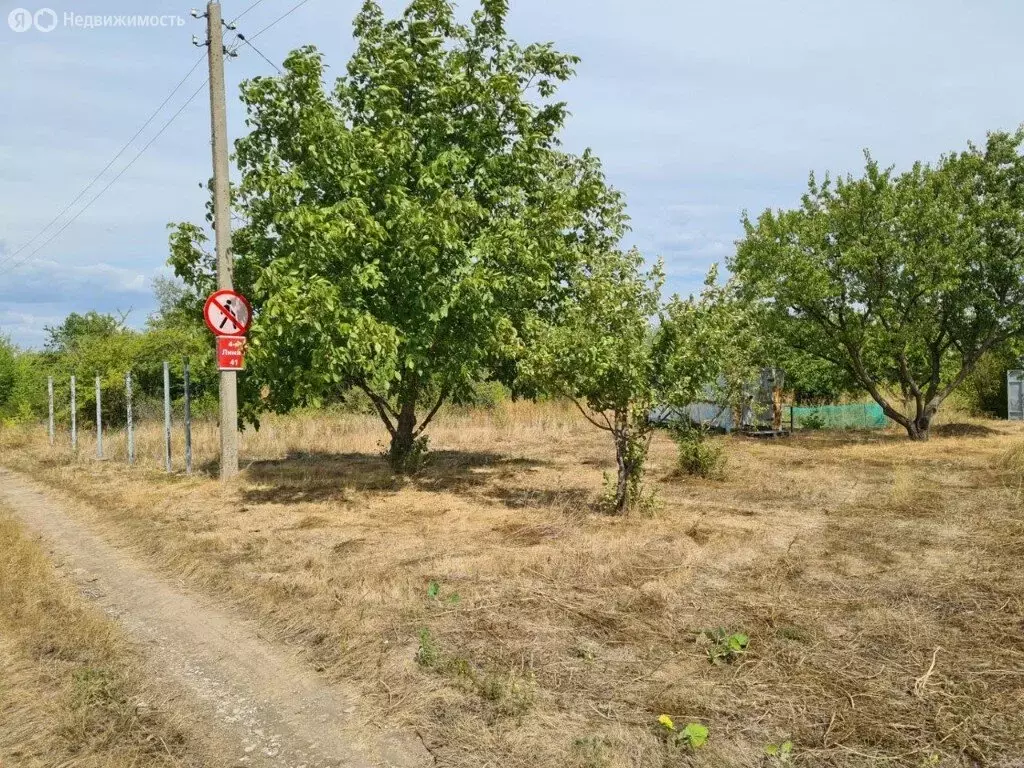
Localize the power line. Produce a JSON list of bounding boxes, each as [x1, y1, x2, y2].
[[0, 80, 209, 279], [1, 0, 315, 275], [0, 54, 207, 271], [228, 0, 317, 71], [236, 33, 282, 73], [229, 0, 271, 24], [248, 0, 314, 41]]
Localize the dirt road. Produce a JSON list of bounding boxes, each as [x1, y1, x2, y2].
[[0, 468, 430, 768]]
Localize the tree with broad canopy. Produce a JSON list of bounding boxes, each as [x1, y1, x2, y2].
[[169, 0, 626, 470], [732, 131, 1024, 441]]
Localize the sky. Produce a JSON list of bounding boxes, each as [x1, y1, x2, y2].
[[1, 0, 1023, 347]]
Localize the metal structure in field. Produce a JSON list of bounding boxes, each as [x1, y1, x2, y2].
[[1008, 370, 1024, 421], [654, 369, 785, 433]]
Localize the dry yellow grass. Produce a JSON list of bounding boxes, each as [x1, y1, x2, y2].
[[2, 401, 1023, 767], [0, 504, 213, 767]]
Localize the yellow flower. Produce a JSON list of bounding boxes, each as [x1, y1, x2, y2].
[[658, 714, 675, 731]]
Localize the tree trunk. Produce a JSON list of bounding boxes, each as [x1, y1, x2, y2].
[[388, 397, 419, 472], [905, 420, 929, 441], [611, 416, 648, 515], [905, 404, 937, 441], [614, 438, 630, 518], [614, 434, 631, 515]]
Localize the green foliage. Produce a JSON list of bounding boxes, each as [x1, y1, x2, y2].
[[169, 0, 625, 471], [960, 347, 1021, 418], [734, 131, 1024, 441], [657, 715, 709, 750], [463, 380, 510, 409], [44, 311, 123, 353], [799, 410, 826, 430], [765, 740, 794, 764], [416, 627, 441, 668], [38, 309, 214, 428], [0, 337, 45, 424], [524, 250, 727, 514], [0, 293, 216, 430], [673, 428, 726, 479], [426, 579, 460, 604], [523, 248, 662, 514], [703, 628, 749, 664]]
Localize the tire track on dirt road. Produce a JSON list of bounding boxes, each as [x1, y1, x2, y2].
[[0, 468, 431, 768]]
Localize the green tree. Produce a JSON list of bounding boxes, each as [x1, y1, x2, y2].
[[169, 0, 625, 470], [37, 305, 213, 428], [0, 337, 17, 413], [733, 131, 1024, 441], [524, 250, 722, 514], [44, 311, 124, 354]]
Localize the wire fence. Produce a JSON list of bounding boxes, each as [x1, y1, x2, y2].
[[790, 403, 888, 430], [45, 360, 196, 473]]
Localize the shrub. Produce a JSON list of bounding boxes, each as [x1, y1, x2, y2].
[[800, 409, 826, 430], [673, 428, 726, 479]]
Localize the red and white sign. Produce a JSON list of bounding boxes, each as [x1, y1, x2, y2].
[[216, 336, 247, 371], [204, 290, 252, 337]]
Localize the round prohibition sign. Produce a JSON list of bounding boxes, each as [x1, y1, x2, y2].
[[204, 290, 252, 337]]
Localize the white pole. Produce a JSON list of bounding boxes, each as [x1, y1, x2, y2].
[[164, 361, 172, 473], [184, 359, 193, 475], [95, 374, 103, 459], [70, 375, 77, 451], [126, 371, 135, 466], [47, 376, 54, 446]]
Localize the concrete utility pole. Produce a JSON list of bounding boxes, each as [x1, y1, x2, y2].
[[126, 371, 135, 466], [70, 375, 77, 451], [205, 1, 239, 480], [95, 374, 103, 459], [164, 361, 172, 473], [184, 359, 193, 475], [47, 376, 54, 446]]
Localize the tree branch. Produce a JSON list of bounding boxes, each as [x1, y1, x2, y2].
[[356, 380, 398, 437], [568, 397, 614, 432], [414, 388, 450, 438]]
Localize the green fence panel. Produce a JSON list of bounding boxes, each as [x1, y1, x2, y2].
[[792, 403, 888, 430]]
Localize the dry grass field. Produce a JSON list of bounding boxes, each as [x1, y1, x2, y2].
[[0, 504, 213, 767], [2, 401, 1023, 767]]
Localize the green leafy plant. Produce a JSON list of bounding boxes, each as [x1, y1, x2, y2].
[[416, 628, 440, 668], [765, 740, 794, 764], [704, 628, 750, 664], [673, 427, 726, 478], [658, 715, 709, 750], [800, 410, 826, 430], [426, 580, 460, 604]]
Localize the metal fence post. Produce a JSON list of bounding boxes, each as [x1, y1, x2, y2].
[[95, 374, 103, 459], [184, 359, 193, 475], [126, 371, 135, 466], [164, 361, 172, 473], [47, 376, 54, 446], [70, 375, 77, 451]]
